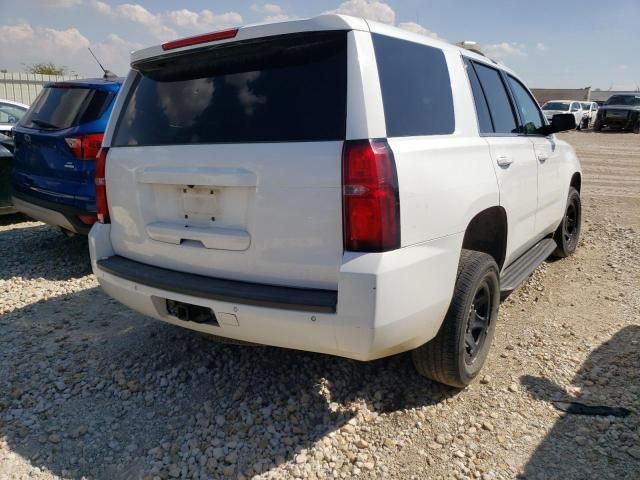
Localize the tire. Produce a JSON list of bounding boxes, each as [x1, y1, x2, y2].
[[633, 119, 640, 134], [593, 119, 602, 132], [412, 250, 500, 388], [551, 187, 582, 258]]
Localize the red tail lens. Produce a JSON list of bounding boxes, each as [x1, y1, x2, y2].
[[342, 139, 400, 252], [78, 214, 98, 225], [95, 147, 109, 223], [162, 28, 239, 50], [65, 133, 104, 160]]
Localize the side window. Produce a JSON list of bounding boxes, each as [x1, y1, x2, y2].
[[506, 76, 545, 135], [463, 58, 494, 134], [0, 103, 25, 124], [473, 62, 518, 134], [372, 34, 455, 137], [571, 102, 580, 112]]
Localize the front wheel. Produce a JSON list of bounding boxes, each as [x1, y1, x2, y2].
[[593, 119, 602, 132], [552, 187, 582, 258], [412, 250, 500, 388]]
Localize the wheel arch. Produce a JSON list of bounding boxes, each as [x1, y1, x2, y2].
[[570, 172, 582, 193], [461, 206, 508, 271]]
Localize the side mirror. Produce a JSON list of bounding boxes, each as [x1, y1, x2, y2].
[[540, 113, 576, 135]]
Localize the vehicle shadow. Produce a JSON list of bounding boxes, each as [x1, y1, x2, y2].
[[0, 212, 29, 226], [519, 325, 639, 479], [0, 287, 454, 479], [0, 219, 90, 281]]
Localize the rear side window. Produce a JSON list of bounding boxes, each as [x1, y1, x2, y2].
[[20, 87, 114, 130], [113, 32, 347, 146], [373, 34, 454, 137], [464, 58, 493, 134], [472, 62, 518, 134]]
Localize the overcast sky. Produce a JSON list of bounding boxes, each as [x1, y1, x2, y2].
[[1, 0, 638, 90]]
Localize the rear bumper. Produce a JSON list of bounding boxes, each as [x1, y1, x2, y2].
[[89, 223, 462, 361], [12, 191, 94, 234]]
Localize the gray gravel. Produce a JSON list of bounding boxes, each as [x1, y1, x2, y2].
[[1, 132, 639, 479]]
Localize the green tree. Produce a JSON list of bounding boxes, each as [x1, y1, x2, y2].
[[25, 62, 67, 75]]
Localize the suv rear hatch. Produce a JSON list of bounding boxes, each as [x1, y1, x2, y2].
[[106, 31, 348, 289], [12, 84, 116, 210]]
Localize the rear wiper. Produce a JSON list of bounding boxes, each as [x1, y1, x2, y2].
[[28, 119, 59, 129]]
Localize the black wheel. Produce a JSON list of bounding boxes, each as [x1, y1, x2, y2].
[[412, 250, 500, 388], [552, 187, 581, 258], [593, 119, 602, 132], [633, 119, 640, 134]]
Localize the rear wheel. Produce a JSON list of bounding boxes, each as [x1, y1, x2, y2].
[[552, 187, 581, 258], [412, 250, 499, 388]]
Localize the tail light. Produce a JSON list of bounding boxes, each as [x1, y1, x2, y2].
[[95, 147, 109, 223], [342, 139, 400, 252], [78, 214, 97, 225], [65, 133, 104, 160]]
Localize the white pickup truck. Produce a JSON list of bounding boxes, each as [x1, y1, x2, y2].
[[89, 15, 582, 387]]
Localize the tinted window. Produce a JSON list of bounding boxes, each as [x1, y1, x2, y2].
[[464, 58, 494, 133], [113, 32, 347, 146], [20, 87, 114, 130], [507, 76, 544, 134], [542, 102, 570, 111], [473, 62, 517, 134], [605, 95, 640, 106], [373, 34, 454, 137], [571, 103, 580, 112]]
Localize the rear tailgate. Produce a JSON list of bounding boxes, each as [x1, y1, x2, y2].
[[13, 86, 116, 209], [106, 31, 349, 289]]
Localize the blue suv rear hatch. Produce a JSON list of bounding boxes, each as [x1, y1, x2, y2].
[[12, 78, 121, 233]]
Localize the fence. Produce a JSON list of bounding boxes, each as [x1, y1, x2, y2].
[[0, 72, 80, 105]]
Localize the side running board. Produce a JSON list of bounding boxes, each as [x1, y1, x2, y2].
[[500, 238, 557, 297]]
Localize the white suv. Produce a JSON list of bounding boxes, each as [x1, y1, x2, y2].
[[89, 15, 582, 387]]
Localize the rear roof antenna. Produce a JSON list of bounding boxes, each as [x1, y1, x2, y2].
[[88, 47, 117, 80]]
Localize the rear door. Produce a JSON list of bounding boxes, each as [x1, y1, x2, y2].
[[465, 59, 538, 265], [105, 31, 348, 290], [13, 86, 115, 208]]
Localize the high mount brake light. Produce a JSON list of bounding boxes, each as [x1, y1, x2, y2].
[[65, 133, 103, 161], [162, 28, 239, 51], [95, 147, 109, 223], [342, 139, 400, 252]]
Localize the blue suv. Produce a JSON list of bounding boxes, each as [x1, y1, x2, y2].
[[11, 77, 122, 234]]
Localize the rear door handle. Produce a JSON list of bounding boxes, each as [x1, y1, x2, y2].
[[496, 155, 513, 168]]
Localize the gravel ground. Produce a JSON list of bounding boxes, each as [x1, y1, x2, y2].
[[1, 131, 639, 480]]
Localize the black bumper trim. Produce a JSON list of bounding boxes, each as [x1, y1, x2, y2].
[[97, 255, 338, 314]]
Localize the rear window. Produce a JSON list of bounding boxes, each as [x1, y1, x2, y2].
[[372, 34, 454, 137], [113, 31, 347, 146], [20, 87, 115, 130]]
